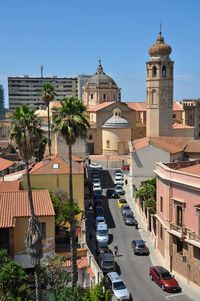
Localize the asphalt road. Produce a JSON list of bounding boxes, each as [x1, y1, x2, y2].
[[96, 169, 193, 301]]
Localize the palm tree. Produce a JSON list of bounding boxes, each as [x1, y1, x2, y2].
[[42, 82, 56, 156], [10, 105, 43, 301], [53, 96, 90, 287]]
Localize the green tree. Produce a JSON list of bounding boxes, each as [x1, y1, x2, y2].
[[136, 178, 156, 210], [0, 249, 30, 301], [52, 189, 81, 233], [9, 105, 43, 301], [53, 96, 90, 287], [42, 82, 56, 156]]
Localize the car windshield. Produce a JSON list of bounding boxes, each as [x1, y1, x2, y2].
[[113, 281, 126, 290], [97, 230, 107, 236], [138, 244, 145, 248], [126, 214, 133, 218], [161, 271, 172, 280]]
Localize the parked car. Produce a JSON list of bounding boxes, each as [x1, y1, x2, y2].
[[95, 216, 105, 227], [94, 189, 103, 199], [92, 178, 101, 185], [106, 188, 119, 199], [96, 223, 109, 247], [115, 185, 125, 195], [95, 205, 104, 217], [123, 211, 136, 226], [93, 183, 102, 191], [106, 272, 130, 300], [149, 266, 181, 292], [98, 251, 115, 273], [121, 204, 131, 216], [117, 198, 127, 208], [132, 240, 149, 255], [121, 165, 130, 171], [114, 169, 122, 175], [114, 178, 124, 186], [90, 163, 102, 169]]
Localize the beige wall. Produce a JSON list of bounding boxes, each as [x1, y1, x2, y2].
[[22, 174, 85, 210], [102, 128, 131, 155], [14, 216, 55, 254], [172, 128, 194, 138]]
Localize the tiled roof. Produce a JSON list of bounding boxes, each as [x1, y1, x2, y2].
[[173, 122, 194, 129], [4, 170, 26, 181], [125, 101, 183, 112], [179, 164, 200, 176], [30, 153, 83, 175], [126, 102, 146, 111], [50, 101, 62, 109], [0, 190, 54, 228], [0, 158, 14, 172], [88, 102, 115, 112], [132, 137, 192, 154], [0, 180, 20, 191], [63, 257, 89, 269], [185, 141, 200, 153]]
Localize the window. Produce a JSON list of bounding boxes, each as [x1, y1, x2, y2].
[[173, 114, 176, 118], [52, 163, 59, 169], [160, 225, 163, 240], [89, 134, 93, 140], [151, 89, 156, 105], [103, 94, 106, 100], [90, 94, 93, 100], [160, 197, 163, 213], [106, 140, 110, 148], [152, 66, 157, 77], [176, 206, 183, 227], [39, 222, 46, 239], [162, 66, 166, 77], [176, 238, 183, 255]]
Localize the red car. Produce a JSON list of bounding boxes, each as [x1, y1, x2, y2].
[[149, 266, 181, 293], [121, 165, 130, 171]]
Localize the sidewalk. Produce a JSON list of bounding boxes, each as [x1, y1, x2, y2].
[[124, 174, 200, 301]]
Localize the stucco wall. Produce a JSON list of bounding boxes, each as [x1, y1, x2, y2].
[[102, 128, 131, 154], [14, 216, 55, 254], [172, 128, 194, 138], [22, 174, 84, 210]]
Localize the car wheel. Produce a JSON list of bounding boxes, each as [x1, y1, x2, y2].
[[161, 285, 165, 291]]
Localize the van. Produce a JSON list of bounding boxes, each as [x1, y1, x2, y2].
[[96, 223, 109, 247]]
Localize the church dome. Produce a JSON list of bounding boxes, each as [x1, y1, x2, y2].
[[102, 115, 130, 128], [86, 61, 118, 87], [148, 32, 172, 58]]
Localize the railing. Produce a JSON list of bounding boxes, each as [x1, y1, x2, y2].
[[188, 232, 200, 243], [170, 223, 187, 236]]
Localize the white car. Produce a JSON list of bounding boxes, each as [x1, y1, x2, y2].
[[114, 178, 124, 186], [115, 172, 124, 178], [90, 163, 103, 169], [92, 178, 101, 185], [93, 183, 102, 191], [95, 216, 105, 227], [106, 272, 130, 300]]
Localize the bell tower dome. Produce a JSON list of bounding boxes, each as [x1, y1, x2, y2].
[[146, 31, 174, 137]]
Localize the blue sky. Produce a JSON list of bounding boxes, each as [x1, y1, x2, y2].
[[1, 0, 200, 107]]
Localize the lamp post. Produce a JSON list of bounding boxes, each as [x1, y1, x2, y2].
[[106, 155, 109, 169]]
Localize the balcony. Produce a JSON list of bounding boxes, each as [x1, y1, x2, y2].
[[187, 232, 200, 248], [168, 223, 187, 239]]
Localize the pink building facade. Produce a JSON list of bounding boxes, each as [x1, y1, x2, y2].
[[154, 160, 200, 287]]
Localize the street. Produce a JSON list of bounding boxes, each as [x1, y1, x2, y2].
[[95, 169, 194, 301]]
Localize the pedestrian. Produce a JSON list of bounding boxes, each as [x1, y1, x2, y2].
[[135, 220, 138, 230], [125, 179, 128, 185], [113, 243, 118, 257]]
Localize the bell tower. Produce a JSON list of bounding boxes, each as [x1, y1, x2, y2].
[[146, 32, 174, 137]]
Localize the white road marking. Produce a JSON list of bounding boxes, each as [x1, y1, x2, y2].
[[165, 292, 185, 299]]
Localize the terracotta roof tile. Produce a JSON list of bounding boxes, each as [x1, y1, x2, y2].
[[185, 141, 200, 153], [173, 102, 184, 111], [173, 122, 194, 129], [87, 266, 95, 278], [0, 180, 20, 191], [0, 190, 54, 228], [30, 153, 83, 175], [63, 257, 89, 269], [179, 164, 200, 176], [126, 102, 146, 111], [0, 158, 14, 172], [132, 137, 192, 154], [88, 102, 115, 112]]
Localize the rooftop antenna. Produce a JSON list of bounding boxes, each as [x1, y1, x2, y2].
[[159, 23, 162, 35], [40, 65, 44, 78]]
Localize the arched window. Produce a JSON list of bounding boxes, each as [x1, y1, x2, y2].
[[106, 140, 110, 148], [162, 65, 166, 77], [89, 134, 93, 140], [112, 108, 121, 117], [151, 89, 156, 105], [152, 66, 157, 77]]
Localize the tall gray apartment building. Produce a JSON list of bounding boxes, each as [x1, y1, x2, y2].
[[8, 74, 91, 111]]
